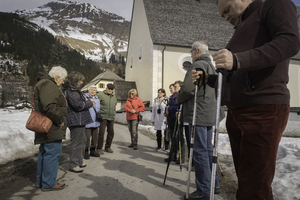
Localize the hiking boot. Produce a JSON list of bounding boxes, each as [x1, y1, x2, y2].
[[80, 163, 87, 168], [128, 144, 134, 148], [133, 145, 138, 150], [84, 149, 90, 160], [90, 147, 100, 157], [97, 149, 105, 155], [184, 191, 209, 200], [105, 148, 113, 153], [69, 166, 83, 173]]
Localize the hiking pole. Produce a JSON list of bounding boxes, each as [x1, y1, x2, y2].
[[185, 68, 205, 200], [217, 158, 224, 177], [178, 105, 183, 172], [210, 70, 223, 200], [163, 108, 179, 186]]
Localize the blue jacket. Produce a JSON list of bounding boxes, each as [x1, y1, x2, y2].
[[85, 93, 100, 128], [168, 93, 179, 119], [62, 81, 93, 127]]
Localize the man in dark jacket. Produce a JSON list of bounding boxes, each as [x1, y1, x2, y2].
[[193, 0, 300, 199], [178, 41, 222, 200], [96, 83, 117, 154]]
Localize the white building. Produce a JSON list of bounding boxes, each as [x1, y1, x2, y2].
[[125, 0, 300, 108]]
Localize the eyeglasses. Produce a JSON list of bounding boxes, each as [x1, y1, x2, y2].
[[189, 48, 196, 54]]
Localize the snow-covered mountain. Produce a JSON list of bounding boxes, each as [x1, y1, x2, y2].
[[14, 0, 130, 61]]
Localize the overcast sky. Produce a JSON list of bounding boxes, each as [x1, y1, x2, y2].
[[0, 0, 299, 20], [0, 0, 134, 20]]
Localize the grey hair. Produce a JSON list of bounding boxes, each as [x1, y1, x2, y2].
[[192, 41, 209, 54], [48, 66, 67, 79], [88, 85, 97, 90]]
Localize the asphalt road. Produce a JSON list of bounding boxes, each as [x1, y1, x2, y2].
[[1, 124, 231, 200]]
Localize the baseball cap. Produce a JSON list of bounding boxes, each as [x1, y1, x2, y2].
[[107, 83, 115, 90]]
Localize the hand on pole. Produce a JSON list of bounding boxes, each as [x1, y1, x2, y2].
[[192, 70, 208, 85], [212, 49, 233, 71]]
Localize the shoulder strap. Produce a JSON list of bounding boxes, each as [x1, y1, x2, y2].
[[130, 100, 135, 109]]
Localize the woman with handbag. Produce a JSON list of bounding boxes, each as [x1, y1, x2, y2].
[[124, 89, 145, 150], [34, 66, 67, 191], [62, 71, 94, 173], [151, 88, 169, 151], [84, 85, 101, 159]]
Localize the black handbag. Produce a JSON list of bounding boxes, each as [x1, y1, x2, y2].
[[138, 114, 143, 122], [93, 107, 103, 122]]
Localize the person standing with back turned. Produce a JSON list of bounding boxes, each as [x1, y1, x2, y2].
[[192, 0, 300, 199]]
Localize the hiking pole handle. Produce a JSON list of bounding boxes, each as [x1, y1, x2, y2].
[[194, 68, 205, 86]]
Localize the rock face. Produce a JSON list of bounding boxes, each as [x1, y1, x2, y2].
[[14, 0, 130, 61]]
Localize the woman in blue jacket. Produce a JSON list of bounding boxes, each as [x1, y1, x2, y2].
[[84, 85, 101, 159]]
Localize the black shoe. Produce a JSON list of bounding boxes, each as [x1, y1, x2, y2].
[[84, 149, 90, 159], [133, 144, 138, 150], [214, 187, 220, 194], [90, 147, 100, 157], [128, 144, 134, 148], [184, 191, 209, 200]]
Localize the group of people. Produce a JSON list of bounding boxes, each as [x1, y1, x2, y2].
[[33, 67, 145, 191], [32, 0, 299, 199]]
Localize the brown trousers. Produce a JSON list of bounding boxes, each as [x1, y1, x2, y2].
[[226, 104, 289, 200], [85, 128, 99, 149], [97, 119, 115, 149]]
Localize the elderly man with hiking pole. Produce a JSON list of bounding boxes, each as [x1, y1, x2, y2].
[[177, 41, 224, 200], [192, 0, 300, 199]]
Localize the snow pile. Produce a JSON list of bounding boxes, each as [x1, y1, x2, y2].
[[0, 108, 38, 164], [0, 108, 70, 165]]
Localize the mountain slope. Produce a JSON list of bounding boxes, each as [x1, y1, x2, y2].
[[15, 0, 130, 61]]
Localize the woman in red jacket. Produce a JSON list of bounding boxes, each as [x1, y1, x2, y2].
[[124, 89, 145, 150]]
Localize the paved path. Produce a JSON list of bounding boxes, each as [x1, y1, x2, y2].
[[4, 124, 226, 200]]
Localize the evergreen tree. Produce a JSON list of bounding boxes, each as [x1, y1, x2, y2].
[[48, 40, 67, 67], [122, 56, 126, 66], [109, 53, 116, 64], [102, 55, 107, 63]]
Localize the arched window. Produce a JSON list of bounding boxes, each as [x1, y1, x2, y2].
[[182, 61, 192, 71]]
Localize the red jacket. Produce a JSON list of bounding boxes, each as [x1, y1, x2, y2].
[[124, 96, 145, 120]]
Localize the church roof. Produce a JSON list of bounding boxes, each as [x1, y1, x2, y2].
[[141, 0, 300, 59]]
